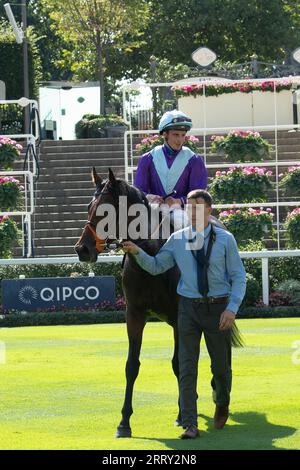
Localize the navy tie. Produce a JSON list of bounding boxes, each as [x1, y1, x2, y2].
[[196, 246, 206, 296]]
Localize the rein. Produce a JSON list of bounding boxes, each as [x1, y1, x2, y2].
[[84, 186, 176, 253]]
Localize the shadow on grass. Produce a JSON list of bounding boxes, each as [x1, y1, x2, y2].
[[132, 411, 297, 450]]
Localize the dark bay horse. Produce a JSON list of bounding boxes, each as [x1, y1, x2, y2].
[[74, 168, 243, 438]]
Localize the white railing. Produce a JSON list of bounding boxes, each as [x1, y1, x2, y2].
[[1, 250, 300, 306], [1, 98, 41, 257], [124, 123, 300, 250], [0, 170, 34, 257]]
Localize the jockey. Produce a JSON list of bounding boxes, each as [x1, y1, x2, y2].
[[134, 109, 208, 230]]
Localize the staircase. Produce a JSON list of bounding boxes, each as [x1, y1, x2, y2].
[[12, 130, 300, 257], [14, 137, 125, 257]]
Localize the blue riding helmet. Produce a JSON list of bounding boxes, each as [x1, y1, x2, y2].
[[158, 110, 193, 134]]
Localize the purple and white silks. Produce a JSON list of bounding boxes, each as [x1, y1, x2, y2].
[[134, 144, 208, 206]]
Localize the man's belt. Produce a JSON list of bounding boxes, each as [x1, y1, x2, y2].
[[192, 296, 229, 305]]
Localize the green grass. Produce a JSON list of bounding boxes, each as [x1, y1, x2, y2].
[[0, 318, 300, 450]]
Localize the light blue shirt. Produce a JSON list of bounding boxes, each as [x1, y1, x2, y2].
[[133, 223, 247, 314]]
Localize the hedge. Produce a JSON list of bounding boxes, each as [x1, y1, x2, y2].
[[0, 20, 42, 101], [0, 307, 299, 328], [238, 306, 300, 319]]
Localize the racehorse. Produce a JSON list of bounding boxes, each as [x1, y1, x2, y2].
[[74, 167, 243, 438]]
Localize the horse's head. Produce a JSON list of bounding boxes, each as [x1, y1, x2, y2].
[[74, 168, 149, 263]]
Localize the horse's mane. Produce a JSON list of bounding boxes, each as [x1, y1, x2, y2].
[[96, 178, 149, 209]]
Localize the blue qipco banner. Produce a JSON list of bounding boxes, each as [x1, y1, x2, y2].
[[1, 276, 115, 312]]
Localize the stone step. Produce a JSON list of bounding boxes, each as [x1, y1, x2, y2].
[[34, 235, 80, 247], [14, 245, 78, 257], [35, 180, 95, 190], [33, 211, 87, 221], [34, 227, 82, 237], [35, 187, 96, 197], [36, 171, 125, 182], [37, 157, 125, 168], [42, 137, 124, 147], [41, 143, 125, 154], [34, 196, 92, 206], [33, 220, 85, 230]]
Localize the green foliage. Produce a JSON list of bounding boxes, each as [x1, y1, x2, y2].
[[43, 0, 150, 112], [238, 306, 300, 318], [241, 272, 261, 308], [210, 130, 272, 163], [276, 280, 300, 305], [284, 209, 300, 249], [209, 167, 272, 203], [279, 168, 300, 196], [140, 0, 300, 67], [219, 209, 274, 247], [0, 178, 23, 211], [0, 310, 126, 327], [0, 217, 21, 258], [0, 105, 23, 135], [269, 257, 300, 291], [75, 114, 127, 139], [0, 20, 42, 100]]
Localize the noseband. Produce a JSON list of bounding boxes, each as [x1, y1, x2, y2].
[[84, 222, 107, 253]]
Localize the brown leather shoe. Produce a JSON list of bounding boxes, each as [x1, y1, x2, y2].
[[180, 424, 200, 439], [214, 405, 229, 429]]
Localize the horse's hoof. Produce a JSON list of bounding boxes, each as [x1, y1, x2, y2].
[[115, 426, 132, 438]]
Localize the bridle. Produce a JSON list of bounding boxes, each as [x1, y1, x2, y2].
[[83, 185, 177, 253], [84, 222, 107, 252]]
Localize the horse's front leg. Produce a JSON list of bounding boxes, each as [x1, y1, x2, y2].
[[116, 310, 146, 438]]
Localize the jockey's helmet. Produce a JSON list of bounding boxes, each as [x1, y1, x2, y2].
[[158, 110, 192, 134]]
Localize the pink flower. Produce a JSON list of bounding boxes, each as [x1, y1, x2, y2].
[[287, 208, 300, 219]]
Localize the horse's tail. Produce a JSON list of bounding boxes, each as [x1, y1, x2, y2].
[[231, 322, 245, 348]]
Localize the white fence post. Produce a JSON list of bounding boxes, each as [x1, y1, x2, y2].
[[262, 257, 269, 306]]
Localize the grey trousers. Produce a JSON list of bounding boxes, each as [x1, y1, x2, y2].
[[178, 296, 232, 428]]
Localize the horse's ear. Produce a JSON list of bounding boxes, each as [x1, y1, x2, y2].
[[92, 167, 102, 186], [108, 168, 117, 185]]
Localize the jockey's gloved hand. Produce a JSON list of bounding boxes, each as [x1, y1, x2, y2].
[[164, 197, 181, 208], [146, 194, 164, 205]]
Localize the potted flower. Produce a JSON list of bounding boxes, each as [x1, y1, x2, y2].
[[172, 79, 300, 99], [284, 208, 300, 248], [0, 176, 23, 211], [279, 165, 300, 196], [0, 137, 23, 169], [135, 134, 200, 154], [209, 130, 272, 163], [219, 207, 274, 246], [75, 114, 127, 139], [0, 215, 20, 258], [209, 166, 272, 203]]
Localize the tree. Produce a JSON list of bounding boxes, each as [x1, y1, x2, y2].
[[134, 0, 300, 67], [42, 0, 150, 114]]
